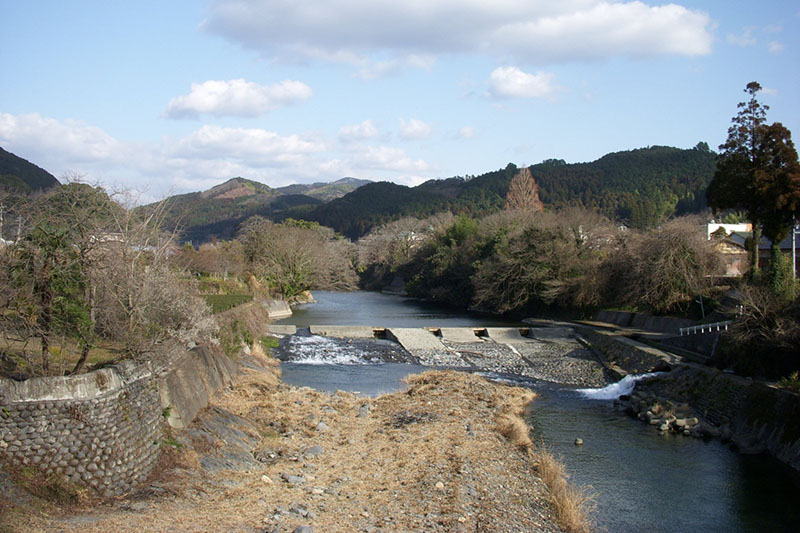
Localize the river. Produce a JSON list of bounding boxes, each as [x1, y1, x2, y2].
[[276, 291, 800, 532]]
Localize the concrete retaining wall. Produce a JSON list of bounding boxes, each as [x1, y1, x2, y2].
[[576, 327, 680, 374], [0, 345, 238, 497], [594, 310, 695, 333]]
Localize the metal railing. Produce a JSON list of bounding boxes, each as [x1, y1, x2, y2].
[[679, 320, 733, 336]]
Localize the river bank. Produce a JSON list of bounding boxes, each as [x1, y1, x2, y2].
[[0, 352, 587, 532]]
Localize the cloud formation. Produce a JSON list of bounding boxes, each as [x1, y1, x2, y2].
[[399, 118, 432, 140], [165, 79, 313, 118], [0, 112, 433, 195], [457, 126, 476, 140], [204, 0, 713, 65], [489, 67, 557, 99], [339, 120, 379, 142]]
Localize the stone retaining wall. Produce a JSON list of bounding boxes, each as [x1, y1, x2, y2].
[[637, 365, 800, 471], [0, 361, 162, 497], [0, 345, 238, 497]]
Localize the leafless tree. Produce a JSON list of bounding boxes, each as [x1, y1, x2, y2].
[[505, 167, 544, 213]]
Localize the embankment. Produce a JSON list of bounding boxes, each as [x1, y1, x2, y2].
[[579, 319, 800, 472]]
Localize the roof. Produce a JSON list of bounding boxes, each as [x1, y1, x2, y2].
[[728, 230, 800, 251]]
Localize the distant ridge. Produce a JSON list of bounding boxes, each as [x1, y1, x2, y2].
[[276, 177, 372, 202], [309, 144, 717, 239], [0, 146, 60, 192], [151, 176, 370, 244]]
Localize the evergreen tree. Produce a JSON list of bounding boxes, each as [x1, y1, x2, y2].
[[708, 81, 800, 276]]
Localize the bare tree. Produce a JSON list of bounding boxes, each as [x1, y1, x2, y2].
[[619, 216, 723, 313], [505, 168, 544, 213]]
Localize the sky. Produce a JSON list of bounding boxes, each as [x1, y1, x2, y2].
[[1, 1, 798, 203]]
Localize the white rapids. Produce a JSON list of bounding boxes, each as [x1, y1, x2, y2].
[[282, 335, 380, 365], [577, 372, 661, 400]]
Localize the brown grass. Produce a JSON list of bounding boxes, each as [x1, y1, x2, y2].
[[533, 447, 594, 533], [2, 365, 593, 532], [487, 380, 593, 533]]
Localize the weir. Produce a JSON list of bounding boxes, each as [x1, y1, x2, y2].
[[268, 324, 611, 387]]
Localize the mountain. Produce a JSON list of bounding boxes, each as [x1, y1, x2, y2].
[[152, 177, 354, 244], [310, 144, 718, 239], [0, 146, 60, 192], [276, 177, 372, 202]]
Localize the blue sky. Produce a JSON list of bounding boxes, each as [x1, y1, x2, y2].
[[1, 1, 798, 202]]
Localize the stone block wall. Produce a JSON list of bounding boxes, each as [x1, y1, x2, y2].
[[0, 362, 163, 497], [0, 344, 239, 497]]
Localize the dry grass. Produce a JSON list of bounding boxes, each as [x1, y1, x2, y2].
[[533, 447, 594, 533], [2, 365, 593, 532]]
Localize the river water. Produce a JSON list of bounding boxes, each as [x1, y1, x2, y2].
[[276, 291, 800, 532]]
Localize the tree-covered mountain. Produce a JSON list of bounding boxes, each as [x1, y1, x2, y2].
[[276, 177, 372, 201], [311, 144, 717, 239], [0, 146, 60, 192], [151, 177, 324, 243]]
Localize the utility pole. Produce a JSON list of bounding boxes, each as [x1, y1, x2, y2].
[[793, 218, 797, 279]]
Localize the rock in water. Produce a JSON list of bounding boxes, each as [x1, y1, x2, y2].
[[574, 438, 584, 446]]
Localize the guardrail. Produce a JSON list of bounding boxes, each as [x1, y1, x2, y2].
[[679, 320, 733, 336]]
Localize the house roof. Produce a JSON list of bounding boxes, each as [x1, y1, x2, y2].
[[728, 230, 800, 251]]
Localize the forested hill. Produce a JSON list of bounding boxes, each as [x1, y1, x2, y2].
[[276, 177, 372, 201], [0, 146, 60, 192], [311, 144, 717, 239], [532, 143, 716, 228], [151, 177, 323, 244]]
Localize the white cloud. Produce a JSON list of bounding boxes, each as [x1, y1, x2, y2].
[[339, 119, 379, 141], [203, 0, 713, 66], [0, 112, 126, 173], [346, 144, 434, 174], [165, 78, 313, 118], [171, 125, 325, 165], [357, 54, 436, 80], [0, 112, 437, 197], [768, 41, 785, 54], [457, 126, 476, 139], [399, 118, 432, 140], [727, 28, 756, 47], [489, 67, 557, 99]]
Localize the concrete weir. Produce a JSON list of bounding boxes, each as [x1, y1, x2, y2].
[[267, 323, 612, 387]]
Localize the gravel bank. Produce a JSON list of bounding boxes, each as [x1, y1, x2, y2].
[[2, 358, 585, 532]]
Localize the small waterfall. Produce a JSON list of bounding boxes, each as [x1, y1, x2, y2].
[[577, 372, 661, 400], [282, 335, 380, 365]]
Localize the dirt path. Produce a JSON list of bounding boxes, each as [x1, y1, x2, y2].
[[1, 359, 587, 532]]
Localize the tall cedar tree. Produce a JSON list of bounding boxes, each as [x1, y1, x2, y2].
[[708, 82, 800, 273]]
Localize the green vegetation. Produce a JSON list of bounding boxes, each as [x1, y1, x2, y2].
[[0, 146, 60, 192], [313, 147, 716, 239], [276, 177, 372, 201], [708, 82, 800, 277], [1, 184, 215, 378], [260, 335, 280, 350], [361, 204, 721, 316], [218, 319, 255, 359], [704, 82, 800, 379], [203, 294, 254, 313], [142, 176, 369, 245], [777, 372, 800, 393]]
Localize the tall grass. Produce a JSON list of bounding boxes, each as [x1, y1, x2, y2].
[[495, 390, 593, 533], [533, 447, 594, 533]]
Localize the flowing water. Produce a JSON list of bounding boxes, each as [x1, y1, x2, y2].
[[277, 291, 800, 532]]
